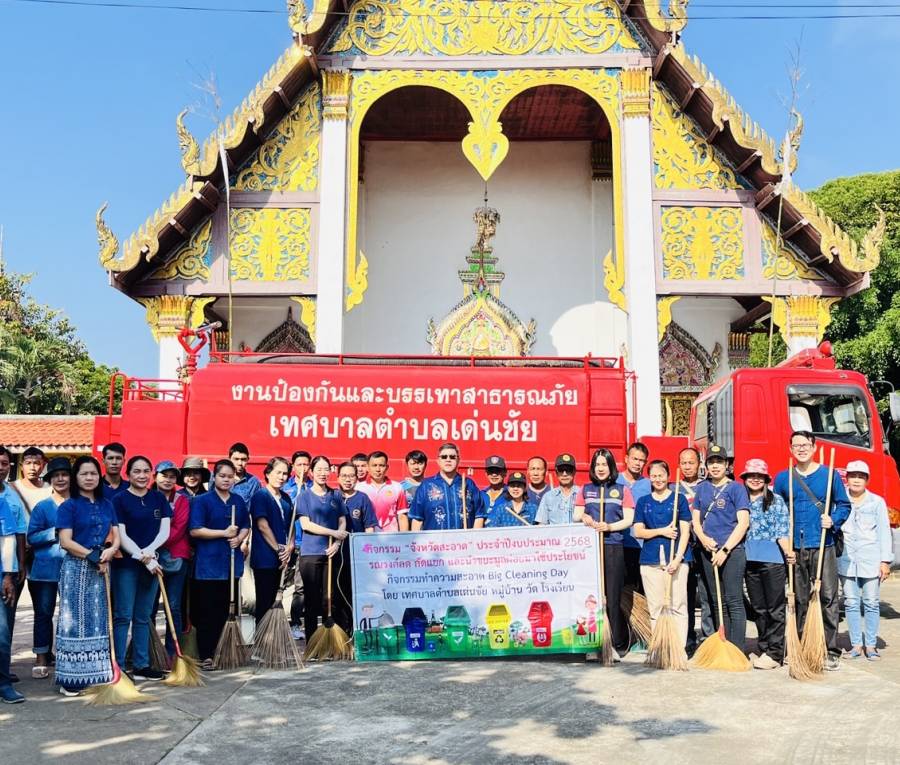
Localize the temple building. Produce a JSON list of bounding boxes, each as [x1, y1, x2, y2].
[[96, 0, 884, 437]]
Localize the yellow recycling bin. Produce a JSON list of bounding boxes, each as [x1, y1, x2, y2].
[[486, 604, 512, 650]]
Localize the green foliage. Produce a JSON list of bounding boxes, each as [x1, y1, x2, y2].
[[749, 330, 787, 368], [0, 269, 119, 414]]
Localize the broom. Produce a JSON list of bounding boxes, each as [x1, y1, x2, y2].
[[646, 472, 688, 670], [157, 571, 204, 687], [214, 503, 250, 670], [691, 560, 751, 672], [621, 587, 652, 646], [786, 460, 815, 681], [148, 622, 170, 672], [88, 568, 156, 705], [304, 537, 353, 661], [180, 581, 199, 660], [799, 448, 835, 675], [252, 507, 304, 671], [597, 487, 615, 666]]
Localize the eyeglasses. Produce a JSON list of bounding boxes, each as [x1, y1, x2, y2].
[[439, 454, 458, 460], [791, 442, 814, 451]]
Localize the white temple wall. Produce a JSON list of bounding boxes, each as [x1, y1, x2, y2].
[[342, 140, 624, 358], [220, 297, 304, 353], [669, 296, 745, 380]]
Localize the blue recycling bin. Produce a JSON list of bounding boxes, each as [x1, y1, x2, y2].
[[402, 608, 427, 654]]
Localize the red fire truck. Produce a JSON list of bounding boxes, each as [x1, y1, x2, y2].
[[91, 332, 900, 520]]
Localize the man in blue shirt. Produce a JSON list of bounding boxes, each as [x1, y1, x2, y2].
[[536, 454, 580, 525], [0, 445, 27, 703], [284, 451, 311, 640], [617, 442, 652, 594], [101, 442, 130, 499], [409, 443, 483, 531], [229, 442, 261, 504], [773, 430, 851, 670]]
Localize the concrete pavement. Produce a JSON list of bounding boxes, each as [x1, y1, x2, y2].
[[2, 578, 899, 764]]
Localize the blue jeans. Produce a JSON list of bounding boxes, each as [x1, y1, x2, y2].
[[28, 579, 58, 655], [153, 564, 188, 656], [0, 595, 13, 691], [112, 564, 159, 670], [842, 575, 880, 648]]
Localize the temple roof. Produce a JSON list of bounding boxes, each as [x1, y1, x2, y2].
[[100, 0, 882, 292]]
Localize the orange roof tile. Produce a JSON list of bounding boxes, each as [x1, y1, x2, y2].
[[0, 416, 94, 452]]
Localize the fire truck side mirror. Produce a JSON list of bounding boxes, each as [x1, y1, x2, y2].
[[889, 392, 900, 425]]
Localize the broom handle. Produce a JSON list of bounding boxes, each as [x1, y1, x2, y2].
[[788, 459, 795, 594], [325, 536, 333, 618], [598, 487, 606, 608], [669, 469, 681, 562], [712, 559, 725, 630], [228, 504, 236, 613], [278, 503, 299, 594], [813, 448, 836, 583], [460, 473, 468, 530], [102, 568, 120, 682], [156, 571, 184, 659]]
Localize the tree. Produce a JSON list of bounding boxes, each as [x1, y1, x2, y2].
[[0, 268, 119, 415]]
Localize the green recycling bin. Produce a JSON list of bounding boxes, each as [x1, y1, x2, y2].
[[377, 612, 399, 657], [443, 606, 471, 652]]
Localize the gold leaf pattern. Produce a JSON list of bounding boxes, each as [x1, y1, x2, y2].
[[229, 208, 311, 281], [661, 206, 744, 280], [152, 219, 213, 281], [760, 222, 818, 281]]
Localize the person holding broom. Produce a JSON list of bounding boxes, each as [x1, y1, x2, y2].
[[773, 431, 850, 671], [577, 448, 634, 656], [677, 447, 710, 657], [408, 443, 483, 531], [55, 456, 120, 697], [691, 444, 751, 652], [251, 457, 295, 626], [632, 460, 692, 648], [189, 460, 251, 671]]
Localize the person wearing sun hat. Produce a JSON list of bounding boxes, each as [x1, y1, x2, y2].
[[475, 471, 537, 528], [741, 458, 791, 669], [839, 460, 893, 661], [178, 457, 210, 501]]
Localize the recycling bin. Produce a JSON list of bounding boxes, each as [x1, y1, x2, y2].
[[377, 612, 399, 656], [402, 608, 427, 654], [528, 601, 554, 648], [486, 604, 512, 650], [444, 606, 471, 652]]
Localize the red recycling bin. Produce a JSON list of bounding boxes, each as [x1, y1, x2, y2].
[[528, 601, 554, 648]]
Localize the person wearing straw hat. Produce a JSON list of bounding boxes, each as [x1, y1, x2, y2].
[[178, 457, 210, 500], [691, 444, 751, 651], [188, 459, 251, 671], [535, 454, 580, 525], [772, 430, 850, 670], [55, 456, 120, 697], [838, 460, 893, 661], [26, 457, 71, 680], [475, 472, 537, 527], [741, 458, 791, 670]]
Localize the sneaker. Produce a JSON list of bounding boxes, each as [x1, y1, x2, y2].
[[825, 655, 841, 671], [58, 686, 82, 697], [0, 686, 25, 704], [31, 666, 50, 679], [866, 649, 881, 661], [132, 667, 165, 681], [847, 646, 864, 660], [291, 626, 304, 641], [754, 653, 779, 670]]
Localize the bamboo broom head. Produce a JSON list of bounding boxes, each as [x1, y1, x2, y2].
[[690, 629, 751, 672], [305, 623, 353, 662], [214, 619, 250, 670], [599, 611, 615, 666], [164, 655, 204, 687], [646, 612, 688, 671], [253, 603, 304, 671], [799, 585, 827, 675], [87, 671, 156, 705], [149, 628, 170, 672], [785, 592, 816, 681], [621, 588, 652, 646]]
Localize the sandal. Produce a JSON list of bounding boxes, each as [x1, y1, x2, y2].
[[200, 658, 216, 671], [31, 666, 50, 679], [866, 649, 881, 661], [847, 646, 864, 659]]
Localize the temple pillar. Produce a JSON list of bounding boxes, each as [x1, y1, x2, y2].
[[765, 295, 839, 356], [137, 295, 213, 379], [315, 70, 351, 354], [621, 68, 663, 436]]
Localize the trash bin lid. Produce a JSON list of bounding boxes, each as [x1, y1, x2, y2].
[[486, 603, 512, 619], [402, 607, 427, 625], [444, 605, 471, 623], [527, 601, 553, 620], [378, 612, 395, 627]]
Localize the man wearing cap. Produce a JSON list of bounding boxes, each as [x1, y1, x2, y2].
[[480, 456, 507, 518], [839, 460, 893, 660], [773, 430, 850, 670], [476, 472, 537, 528], [408, 443, 483, 531], [691, 444, 751, 651], [179, 457, 210, 500], [536, 454, 580, 525]]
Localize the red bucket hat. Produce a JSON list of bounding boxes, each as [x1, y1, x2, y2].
[[740, 459, 771, 482]]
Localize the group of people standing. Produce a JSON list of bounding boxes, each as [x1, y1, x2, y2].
[[0, 430, 894, 703]]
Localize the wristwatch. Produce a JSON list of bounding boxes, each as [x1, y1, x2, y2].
[[722, 546, 731, 555]]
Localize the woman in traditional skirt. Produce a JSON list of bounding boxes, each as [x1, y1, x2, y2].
[[55, 456, 120, 696]]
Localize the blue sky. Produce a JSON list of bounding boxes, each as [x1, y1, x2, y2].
[[1, 1, 898, 378]]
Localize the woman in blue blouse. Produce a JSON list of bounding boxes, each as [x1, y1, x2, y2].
[[476, 472, 538, 527], [26, 457, 70, 679], [741, 459, 791, 670], [250, 457, 294, 625], [55, 456, 121, 696]]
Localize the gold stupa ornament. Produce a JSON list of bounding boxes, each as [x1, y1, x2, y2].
[[427, 205, 536, 357]]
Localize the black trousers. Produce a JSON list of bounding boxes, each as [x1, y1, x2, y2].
[[286, 552, 305, 628], [335, 542, 354, 634], [745, 561, 786, 663], [623, 546, 643, 593], [298, 555, 349, 639], [191, 578, 235, 661], [253, 568, 281, 625], [795, 545, 840, 658], [602, 544, 628, 653], [699, 547, 747, 651]]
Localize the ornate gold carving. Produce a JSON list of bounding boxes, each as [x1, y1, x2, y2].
[[229, 208, 311, 281], [96, 203, 124, 270], [176, 109, 201, 176], [322, 71, 351, 121], [761, 221, 818, 281], [138, 295, 212, 342], [328, 0, 640, 56], [346, 251, 369, 311], [651, 84, 739, 190], [346, 68, 625, 312], [764, 295, 840, 343], [151, 219, 213, 281], [783, 184, 885, 273], [643, 0, 689, 34], [290, 296, 317, 342], [233, 84, 321, 191], [657, 295, 680, 342], [621, 68, 651, 118], [462, 120, 509, 183], [288, 0, 330, 35], [661, 206, 744, 280]]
